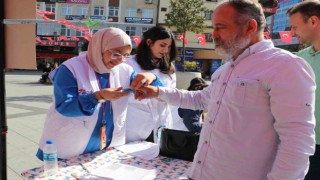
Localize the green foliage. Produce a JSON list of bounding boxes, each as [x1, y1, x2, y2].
[[165, 0, 211, 34], [165, 0, 211, 71], [84, 19, 101, 28]]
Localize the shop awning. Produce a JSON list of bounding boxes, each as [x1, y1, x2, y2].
[[37, 52, 76, 59]]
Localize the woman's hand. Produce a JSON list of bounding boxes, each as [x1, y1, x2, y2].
[[130, 72, 156, 90], [94, 87, 130, 101], [134, 85, 159, 101]]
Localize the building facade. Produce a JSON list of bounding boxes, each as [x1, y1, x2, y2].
[[35, 0, 158, 68], [266, 0, 302, 51], [157, 0, 278, 75], [35, 0, 279, 75]]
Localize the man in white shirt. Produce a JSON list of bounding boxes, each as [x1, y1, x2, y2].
[[132, 0, 316, 179]]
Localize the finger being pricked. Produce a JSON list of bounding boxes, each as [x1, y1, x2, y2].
[[134, 85, 159, 101], [130, 74, 147, 90]]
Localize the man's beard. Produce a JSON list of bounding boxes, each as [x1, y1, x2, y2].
[[297, 36, 309, 45], [214, 31, 251, 58]]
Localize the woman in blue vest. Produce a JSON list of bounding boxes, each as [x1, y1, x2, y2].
[[36, 27, 163, 160]]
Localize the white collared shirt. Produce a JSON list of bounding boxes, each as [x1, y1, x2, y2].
[[158, 40, 316, 179]]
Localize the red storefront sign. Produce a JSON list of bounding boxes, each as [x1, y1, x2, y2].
[[66, 0, 90, 4], [37, 52, 76, 59], [36, 41, 77, 47], [263, 7, 277, 14]]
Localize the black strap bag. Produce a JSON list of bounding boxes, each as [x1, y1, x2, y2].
[[159, 128, 200, 162]]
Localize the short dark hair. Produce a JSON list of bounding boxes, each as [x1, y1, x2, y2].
[[216, 0, 266, 32], [287, 0, 320, 22], [136, 26, 177, 76], [188, 77, 208, 91]]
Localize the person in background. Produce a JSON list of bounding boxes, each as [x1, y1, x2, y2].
[[287, 1, 320, 179], [36, 27, 163, 160], [53, 62, 59, 70], [79, 40, 89, 55], [125, 26, 178, 143], [39, 63, 51, 83], [132, 0, 316, 179], [176, 77, 208, 133], [48, 62, 59, 81]]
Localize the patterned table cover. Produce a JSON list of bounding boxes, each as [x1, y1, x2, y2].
[[21, 147, 192, 180]]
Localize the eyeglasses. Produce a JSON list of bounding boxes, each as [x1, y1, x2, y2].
[[108, 50, 130, 61]]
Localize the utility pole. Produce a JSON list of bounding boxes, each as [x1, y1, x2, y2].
[[0, 0, 8, 179]]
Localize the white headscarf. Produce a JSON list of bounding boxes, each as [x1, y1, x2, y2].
[[86, 27, 132, 74]]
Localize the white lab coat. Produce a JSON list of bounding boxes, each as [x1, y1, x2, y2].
[[125, 55, 176, 143]]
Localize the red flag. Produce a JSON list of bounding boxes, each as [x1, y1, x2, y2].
[[83, 35, 91, 41], [55, 20, 73, 26], [45, 11, 55, 15], [62, 20, 73, 25], [83, 33, 92, 41], [42, 15, 50, 22], [36, 9, 55, 15], [59, 36, 68, 41], [177, 34, 188, 45], [36, 9, 45, 14], [35, 37, 44, 44], [46, 37, 54, 43], [279, 31, 292, 43], [67, 25, 78, 29], [263, 32, 271, 39], [71, 36, 80, 41], [77, 27, 90, 33], [196, 34, 206, 46], [132, 36, 141, 46]]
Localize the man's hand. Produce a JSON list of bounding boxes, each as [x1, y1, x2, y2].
[[130, 72, 156, 90], [134, 85, 159, 101]]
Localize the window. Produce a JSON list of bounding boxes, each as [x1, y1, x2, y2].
[[125, 8, 136, 17], [36, 3, 41, 10], [142, 9, 153, 18], [206, 0, 218, 2], [204, 33, 213, 42], [76, 31, 86, 37], [125, 26, 136, 36], [205, 12, 211, 20], [94, 6, 104, 16], [142, 27, 150, 34], [61, 5, 72, 15], [45, 4, 55, 13], [108, 6, 119, 16], [161, 7, 167, 12], [37, 23, 57, 35], [77, 5, 87, 15], [61, 25, 72, 36]]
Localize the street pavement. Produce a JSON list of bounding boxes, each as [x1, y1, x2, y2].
[[5, 70, 53, 179]]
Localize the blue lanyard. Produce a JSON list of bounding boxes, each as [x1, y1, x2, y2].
[[96, 73, 111, 125]]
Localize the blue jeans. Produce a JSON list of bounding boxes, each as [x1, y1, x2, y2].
[[305, 144, 320, 180]]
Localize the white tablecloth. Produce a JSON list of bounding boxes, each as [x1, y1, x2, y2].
[[21, 146, 191, 180]]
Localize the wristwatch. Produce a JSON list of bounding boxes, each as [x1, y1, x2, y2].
[[96, 92, 106, 103]]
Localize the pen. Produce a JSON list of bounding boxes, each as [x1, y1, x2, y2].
[[80, 163, 91, 174]]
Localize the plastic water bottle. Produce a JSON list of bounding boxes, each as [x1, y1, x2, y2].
[[43, 140, 58, 176], [157, 125, 166, 145]]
